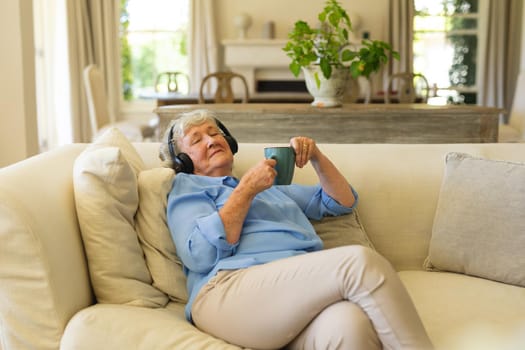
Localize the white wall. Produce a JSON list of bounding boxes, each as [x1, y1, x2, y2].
[[216, 0, 389, 42], [0, 0, 38, 168]]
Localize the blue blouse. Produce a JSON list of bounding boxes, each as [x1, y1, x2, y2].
[[166, 173, 358, 322]]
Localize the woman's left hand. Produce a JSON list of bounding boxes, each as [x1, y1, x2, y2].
[[290, 136, 318, 168], [291, 136, 355, 207]]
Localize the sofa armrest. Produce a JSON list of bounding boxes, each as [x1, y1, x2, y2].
[[0, 144, 93, 350]]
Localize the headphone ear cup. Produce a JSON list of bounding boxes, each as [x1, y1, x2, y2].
[[173, 152, 194, 174], [225, 136, 238, 154], [214, 118, 238, 154]]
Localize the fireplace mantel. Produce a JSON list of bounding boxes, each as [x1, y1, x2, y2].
[[222, 39, 303, 95]]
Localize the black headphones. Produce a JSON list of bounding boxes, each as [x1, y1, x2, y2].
[[168, 118, 238, 174]]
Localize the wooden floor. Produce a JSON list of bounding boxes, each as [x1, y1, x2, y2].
[[155, 103, 503, 144]]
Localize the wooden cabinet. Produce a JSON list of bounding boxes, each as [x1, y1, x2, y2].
[[155, 103, 503, 144]]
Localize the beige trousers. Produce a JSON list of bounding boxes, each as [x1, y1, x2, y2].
[[192, 246, 433, 350]]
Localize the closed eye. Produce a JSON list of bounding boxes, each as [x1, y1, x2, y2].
[[190, 137, 201, 145]]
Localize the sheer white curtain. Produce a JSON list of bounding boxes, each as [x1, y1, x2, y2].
[[479, 0, 522, 115], [33, 0, 72, 150], [66, 0, 121, 142], [387, 0, 414, 76], [189, 0, 219, 94]]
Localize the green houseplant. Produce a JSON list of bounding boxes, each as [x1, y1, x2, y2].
[[283, 0, 399, 107]]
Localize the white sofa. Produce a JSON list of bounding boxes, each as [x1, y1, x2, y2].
[[1, 141, 525, 350]]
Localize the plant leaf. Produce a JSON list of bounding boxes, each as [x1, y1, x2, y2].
[[314, 71, 321, 89], [320, 58, 332, 79], [341, 49, 357, 62], [289, 62, 301, 77]]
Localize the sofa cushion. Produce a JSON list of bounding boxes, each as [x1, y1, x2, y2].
[[399, 270, 525, 350], [424, 152, 525, 286], [135, 167, 188, 303], [61, 302, 241, 350], [73, 128, 168, 306], [310, 209, 375, 250]]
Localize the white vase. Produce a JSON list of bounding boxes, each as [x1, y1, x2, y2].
[[302, 66, 349, 107], [234, 13, 252, 39]]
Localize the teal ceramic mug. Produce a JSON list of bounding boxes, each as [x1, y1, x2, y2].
[[264, 146, 296, 185]]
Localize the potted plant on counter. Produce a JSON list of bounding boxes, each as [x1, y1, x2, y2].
[[283, 0, 399, 107]]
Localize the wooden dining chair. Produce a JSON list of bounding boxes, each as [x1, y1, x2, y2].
[[385, 72, 429, 103], [154, 71, 190, 94], [199, 71, 250, 104]]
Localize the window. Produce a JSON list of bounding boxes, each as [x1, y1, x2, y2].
[[119, 0, 189, 102], [413, 0, 482, 104]]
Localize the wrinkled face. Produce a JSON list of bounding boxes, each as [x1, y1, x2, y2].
[[177, 121, 234, 177]]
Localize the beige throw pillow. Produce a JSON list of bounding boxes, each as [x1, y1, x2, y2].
[[310, 209, 375, 250], [135, 168, 188, 303], [425, 152, 525, 287], [73, 128, 168, 306]]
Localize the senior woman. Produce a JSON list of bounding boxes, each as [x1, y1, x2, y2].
[[159, 109, 433, 350]]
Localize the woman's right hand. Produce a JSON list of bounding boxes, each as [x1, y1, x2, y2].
[[220, 159, 277, 244], [239, 158, 277, 196]]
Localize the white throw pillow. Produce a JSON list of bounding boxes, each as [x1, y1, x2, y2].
[[135, 167, 188, 302], [425, 152, 525, 287], [73, 128, 168, 306]]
